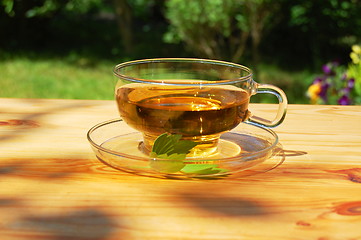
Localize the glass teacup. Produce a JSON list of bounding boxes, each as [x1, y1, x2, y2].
[[114, 58, 287, 157]]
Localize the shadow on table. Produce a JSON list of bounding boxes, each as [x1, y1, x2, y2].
[[0, 162, 124, 239], [178, 192, 269, 217], [0, 198, 122, 240], [0, 98, 94, 142], [20, 209, 118, 240], [169, 149, 308, 218], [0, 158, 81, 180]]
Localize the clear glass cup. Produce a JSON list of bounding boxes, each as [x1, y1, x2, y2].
[[114, 58, 287, 157]]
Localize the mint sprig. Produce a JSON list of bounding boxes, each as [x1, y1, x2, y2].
[[149, 133, 229, 176], [150, 133, 197, 159], [149, 133, 197, 173]]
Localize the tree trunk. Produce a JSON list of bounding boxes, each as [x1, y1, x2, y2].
[[246, 1, 274, 66], [231, 31, 250, 63], [113, 0, 134, 54]]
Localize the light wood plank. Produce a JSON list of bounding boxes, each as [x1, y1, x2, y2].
[[1, 98, 361, 240]]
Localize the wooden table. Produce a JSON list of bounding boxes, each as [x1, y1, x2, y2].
[[1, 98, 361, 240]]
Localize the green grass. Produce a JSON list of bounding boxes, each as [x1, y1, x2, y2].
[[256, 64, 315, 104], [0, 56, 118, 100], [0, 56, 314, 103]]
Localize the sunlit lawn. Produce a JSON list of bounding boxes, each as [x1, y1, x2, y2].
[[0, 56, 313, 104], [0, 56, 117, 100]]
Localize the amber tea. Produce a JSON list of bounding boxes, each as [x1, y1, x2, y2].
[[116, 84, 250, 155], [116, 86, 250, 135]]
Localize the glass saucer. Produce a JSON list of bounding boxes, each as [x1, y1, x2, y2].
[[87, 119, 284, 179]]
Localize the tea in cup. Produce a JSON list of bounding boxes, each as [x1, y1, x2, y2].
[[114, 58, 287, 157]]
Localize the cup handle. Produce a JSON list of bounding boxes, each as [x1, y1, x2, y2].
[[247, 83, 288, 128]]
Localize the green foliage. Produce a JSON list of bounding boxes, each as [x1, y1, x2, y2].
[[164, 0, 237, 43], [164, 0, 247, 60], [290, 0, 360, 30], [347, 45, 361, 99], [164, 0, 280, 62], [25, 0, 59, 18], [284, 0, 361, 67], [1, 0, 106, 17], [1, 0, 14, 16], [128, 0, 157, 18], [63, 0, 104, 14]]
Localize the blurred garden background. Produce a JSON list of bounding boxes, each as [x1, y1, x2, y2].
[[1, 0, 361, 104]]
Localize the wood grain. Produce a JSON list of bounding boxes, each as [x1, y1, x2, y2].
[[1, 98, 361, 240]]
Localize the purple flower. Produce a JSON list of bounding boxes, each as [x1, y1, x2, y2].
[[319, 82, 330, 100], [313, 77, 323, 84], [322, 64, 333, 75], [341, 73, 348, 81], [338, 95, 352, 105], [348, 78, 355, 88], [341, 87, 351, 95], [308, 59, 356, 105]]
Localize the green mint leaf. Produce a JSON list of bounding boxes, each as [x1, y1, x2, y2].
[[151, 133, 170, 154], [149, 133, 198, 173], [169, 140, 198, 155], [181, 164, 229, 175], [167, 153, 187, 160], [159, 135, 182, 153], [181, 164, 218, 172], [151, 133, 197, 156]]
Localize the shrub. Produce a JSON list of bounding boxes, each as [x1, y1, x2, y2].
[[307, 45, 361, 105]]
